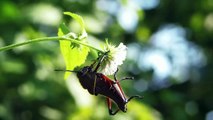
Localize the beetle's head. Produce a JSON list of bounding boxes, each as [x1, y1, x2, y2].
[[123, 104, 127, 112], [120, 95, 143, 112], [118, 102, 128, 112]]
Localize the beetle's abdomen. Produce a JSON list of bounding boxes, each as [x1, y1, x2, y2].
[[94, 74, 127, 111]]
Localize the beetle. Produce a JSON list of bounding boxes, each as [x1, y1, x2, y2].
[[56, 52, 142, 115]]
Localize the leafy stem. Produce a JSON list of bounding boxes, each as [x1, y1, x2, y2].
[[0, 36, 104, 53]]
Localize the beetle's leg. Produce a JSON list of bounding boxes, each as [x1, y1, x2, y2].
[[113, 68, 119, 81], [90, 52, 103, 69], [114, 69, 134, 82], [119, 77, 134, 82], [107, 98, 119, 115], [121, 77, 134, 80], [93, 52, 108, 72], [90, 60, 97, 69], [127, 95, 143, 103], [94, 51, 110, 72], [90, 51, 105, 69]]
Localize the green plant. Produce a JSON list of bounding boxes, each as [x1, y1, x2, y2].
[[0, 12, 127, 79]]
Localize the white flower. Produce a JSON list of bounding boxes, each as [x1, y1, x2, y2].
[[100, 42, 127, 75]]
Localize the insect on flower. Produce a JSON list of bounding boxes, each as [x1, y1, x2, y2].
[[99, 42, 128, 75], [56, 51, 143, 115]]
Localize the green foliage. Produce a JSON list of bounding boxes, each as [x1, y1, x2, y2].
[[63, 12, 87, 38], [0, 1, 212, 120], [58, 12, 89, 79]]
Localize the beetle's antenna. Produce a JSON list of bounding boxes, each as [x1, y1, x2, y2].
[[55, 69, 78, 73]]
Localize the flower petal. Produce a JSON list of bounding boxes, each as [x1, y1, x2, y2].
[[100, 42, 127, 75]]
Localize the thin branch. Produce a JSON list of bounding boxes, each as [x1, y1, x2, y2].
[[0, 36, 104, 53]]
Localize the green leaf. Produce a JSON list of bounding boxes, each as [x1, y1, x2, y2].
[[58, 12, 89, 79], [63, 12, 87, 39]]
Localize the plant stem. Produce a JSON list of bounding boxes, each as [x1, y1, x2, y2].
[[0, 36, 104, 53]]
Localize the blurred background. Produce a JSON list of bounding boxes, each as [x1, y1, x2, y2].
[[0, 0, 212, 120]]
